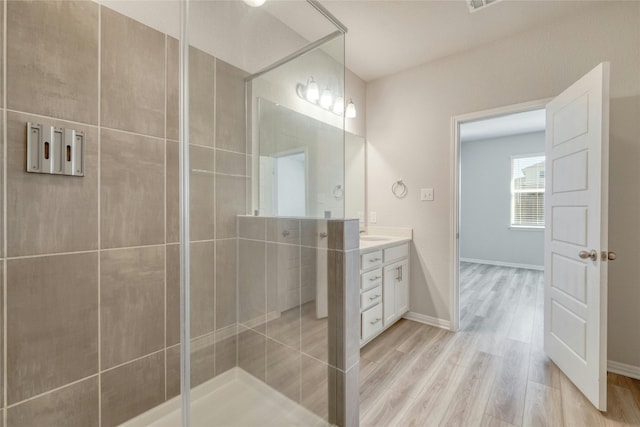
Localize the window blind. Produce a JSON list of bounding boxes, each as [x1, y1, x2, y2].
[[511, 155, 545, 227]]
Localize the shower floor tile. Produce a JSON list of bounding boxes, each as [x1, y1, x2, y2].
[[121, 367, 328, 427]]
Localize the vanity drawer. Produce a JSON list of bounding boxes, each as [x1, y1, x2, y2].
[[361, 268, 383, 290], [384, 243, 409, 263], [361, 285, 383, 311], [361, 250, 383, 270], [361, 303, 383, 342]]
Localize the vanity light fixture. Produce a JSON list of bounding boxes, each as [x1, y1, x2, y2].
[[320, 87, 333, 109], [305, 77, 320, 102], [243, 0, 266, 7], [345, 99, 357, 118], [333, 96, 345, 115], [296, 77, 356, 118]]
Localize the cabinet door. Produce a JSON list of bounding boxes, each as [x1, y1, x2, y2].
[[395, 260, 409, 315], [383, 264, 397, 326]]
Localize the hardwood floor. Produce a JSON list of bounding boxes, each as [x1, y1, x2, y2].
[[359, 262, 640, 427]]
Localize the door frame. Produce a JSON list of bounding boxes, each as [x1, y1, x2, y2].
[[449, 98, 551, 332]]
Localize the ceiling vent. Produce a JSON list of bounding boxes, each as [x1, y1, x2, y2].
[[467, 0, 504, 13]]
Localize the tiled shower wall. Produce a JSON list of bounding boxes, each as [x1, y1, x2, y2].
[[1, 1, 248, 426], [237, 216, 360, 426]]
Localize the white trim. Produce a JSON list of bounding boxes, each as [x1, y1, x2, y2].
[[608, 360, 640, 380], [460, 258, 543, 271], [403, 311, 451, 330], [450, 98, 551, 335]]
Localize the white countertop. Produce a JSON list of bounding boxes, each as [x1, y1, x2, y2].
[[359, 235, 412, 252]]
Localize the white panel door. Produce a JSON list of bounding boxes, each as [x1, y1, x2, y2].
[[544, 62, 610, 410]]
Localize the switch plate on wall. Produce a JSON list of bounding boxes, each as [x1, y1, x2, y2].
[[369, 211, 377, 223], [421, 188, 434, 201]]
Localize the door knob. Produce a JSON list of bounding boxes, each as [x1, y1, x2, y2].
[[602, 251, 617, 261], [579, 250, 598, 261]]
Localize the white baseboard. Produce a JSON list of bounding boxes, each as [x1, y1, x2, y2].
[[460, 257, 544, 271], [608, 360, 640, 380], [403, 311, 451, 330]]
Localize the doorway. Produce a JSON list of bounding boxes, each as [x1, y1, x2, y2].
[[457, 108, 546, 332]]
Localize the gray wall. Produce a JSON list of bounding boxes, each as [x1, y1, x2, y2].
[[366, 2, 640, 367], [460, 132, 544, 268]]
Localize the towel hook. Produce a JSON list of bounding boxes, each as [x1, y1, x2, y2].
[[392, 179, 408, 198]]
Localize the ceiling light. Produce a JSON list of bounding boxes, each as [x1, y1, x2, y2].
[[305, 77, 319, 102], [345, 99, 356, 118], [243, 0, 266, 7], [320, 88, 333, 109], [333, 97, 344, 115]]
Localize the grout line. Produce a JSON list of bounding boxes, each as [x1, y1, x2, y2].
[[6, 373, 101, 411], [212, 57, 218, 377], [101, 348, 166, 375], [4, 108, 98, 128], [5, 249, 100, 261], [99, 124, 165, 141], [97, 5, 102, 426], [3, 0, 7, 420], [163, 33, 168, 403]]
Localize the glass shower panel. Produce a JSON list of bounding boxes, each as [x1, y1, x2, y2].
[[251, 35, 347, 219]]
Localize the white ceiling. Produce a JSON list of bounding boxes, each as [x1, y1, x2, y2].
[[460, 109, 546, 142], [274, 0, 607, 82]]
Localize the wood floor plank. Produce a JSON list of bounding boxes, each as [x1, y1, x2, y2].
[[522, 381, 564, 427], [486, 339, 530, 425], [358, 263, 640, 427], [603, 383, 640, 426], [528, 349, 562, 390], [482, 414, 519, 427], [560, 373, 606, 427], [439, 351, 501, 427]]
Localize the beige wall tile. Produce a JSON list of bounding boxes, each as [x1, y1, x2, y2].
[[101, 246, 165, 369], [333, 364, 359, 427], [7, 253, 99, 404], [101, 352, 165, 427], [0, 1, 3, 107], [190, 47, 216, 148], [190, 241, 215, 338], [266, 339, 300, 403], [216, 175, 247, 239], [238, 326, 265, 381], [165, 345, 180, 400], [301, 286, 329, 364], [238, 239, 266, 331], [190, 146, 215, 241], [166, 37, 179, 141], [166, 140, 179, 243], [215, 334, 237, 376], [7, 377, 99, 427], [302, 355, 329, 422], [267, 218, 301, 244], [190, 334, 215, 388], [216, 59, 247, 153], [6, 112, 99, 257], [216, 239, 237, 329], [189, 174, 214, 240], [216, 150, 246, 176], [101, 7, 164, 137], [101, 129, 164, 249], [301, 219, 328, 248], [238, 216, 266, 241], [166, 244, 180, 346], [7, 0, 99, 124], [266, 243, 301, 350]]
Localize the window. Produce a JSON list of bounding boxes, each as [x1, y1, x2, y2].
[[511, 155, 545, 228]]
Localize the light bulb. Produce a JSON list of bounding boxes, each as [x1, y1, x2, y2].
[[345, 99, 356, 118], [333, 97, 344, 115], [306, 77, 319, 102], [320, 88, 333, 109], [243, 0, 266, 7]]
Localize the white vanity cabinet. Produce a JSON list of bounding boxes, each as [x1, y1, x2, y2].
[[360, 241, 410, 346]]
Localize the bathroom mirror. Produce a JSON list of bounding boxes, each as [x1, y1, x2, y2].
[[256, 98, 365, 221]]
